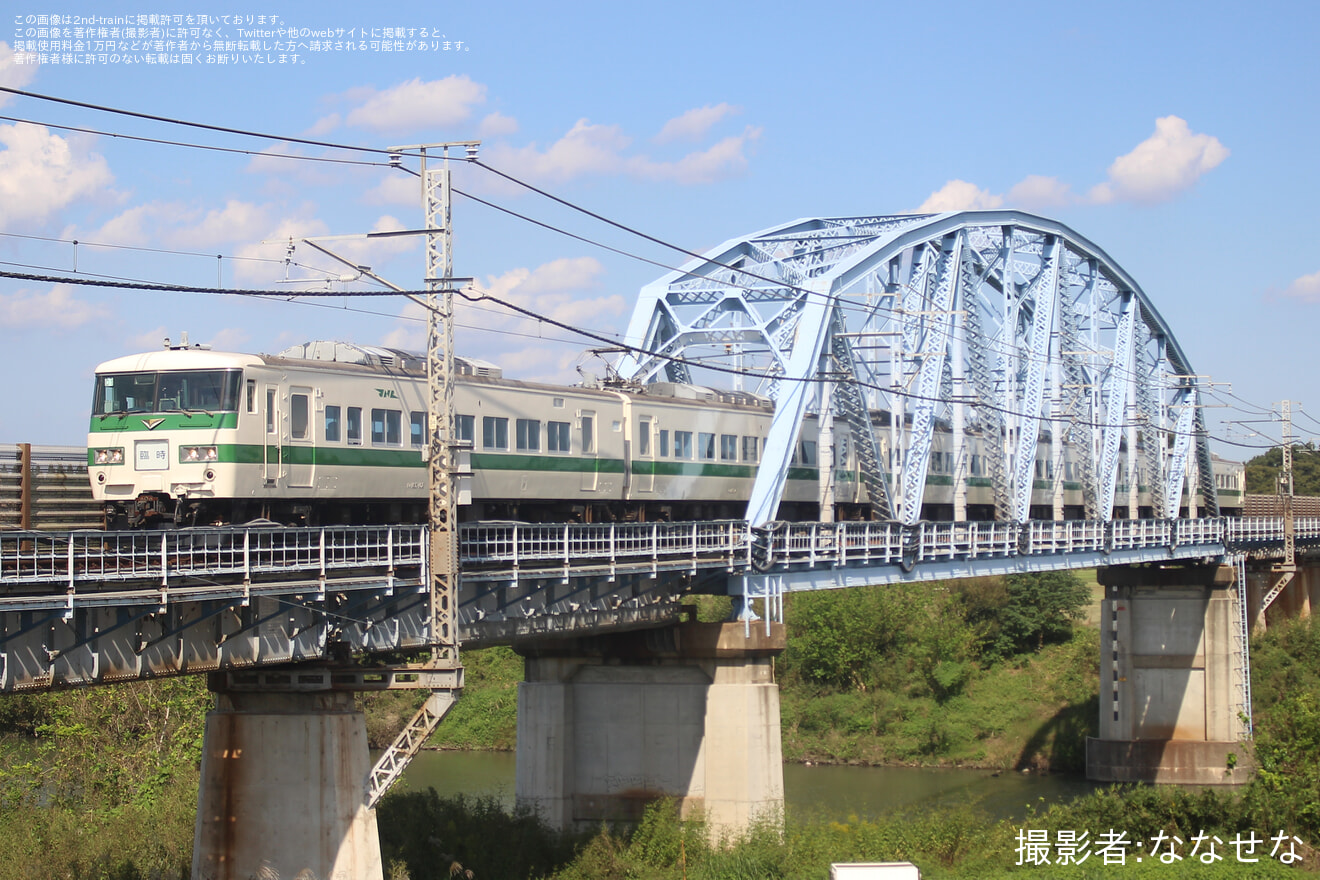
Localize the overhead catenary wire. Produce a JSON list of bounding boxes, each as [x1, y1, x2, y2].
[[0, 95, 1194, 396], [0, 87, 1289, 452]]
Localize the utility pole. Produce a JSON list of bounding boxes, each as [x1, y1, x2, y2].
[[1261, 399, 1297, 618], [386, 140, 480, 661]]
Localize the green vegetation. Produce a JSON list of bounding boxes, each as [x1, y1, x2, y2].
[[1245, 442, 1320, 495], [778, 572, 1098, 769], [4, 575, 1320, 878]]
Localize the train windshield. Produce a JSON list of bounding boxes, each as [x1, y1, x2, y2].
[[93, 370, 243, 415]]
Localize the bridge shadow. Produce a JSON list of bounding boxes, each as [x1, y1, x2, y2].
[[1014, 694, 1099, 774]]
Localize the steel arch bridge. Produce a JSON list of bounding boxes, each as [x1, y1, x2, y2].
[[615, 211, 1216, 527]]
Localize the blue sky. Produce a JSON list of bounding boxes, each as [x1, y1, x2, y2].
[[1, 0, 1318, 452]]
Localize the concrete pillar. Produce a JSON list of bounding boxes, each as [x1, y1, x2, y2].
[[1088, 564, 1253, 785], [193, 687, 383, 880], [516, 621, 784, 839]]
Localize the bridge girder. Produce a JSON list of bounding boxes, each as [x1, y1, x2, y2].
[[615, 211, 1217, 526]]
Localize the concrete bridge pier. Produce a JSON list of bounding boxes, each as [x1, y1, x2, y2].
[[192, 678, 383, 880], [1087, 564, 1253, 785], [515, 620, 785, 838]]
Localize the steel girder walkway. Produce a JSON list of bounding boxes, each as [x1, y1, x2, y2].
[[615, 211, 1216, 527]]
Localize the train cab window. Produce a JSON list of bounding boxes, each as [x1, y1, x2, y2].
[[698, 433, 716, 461], [483, 416, 508, 450], [291, 394, 309, 440], [720, 434, 737, 461], [637, 418, 651, 456], [516, 419, 541, 452], [548, 421, 570, 452], [410, 412, 427, 447], [246, 379, 257, 414], [347, 407, 363, 446], [372, 409, 402, 445], [674, 431, 693, 459], [325, 405, 341, 442], [742, 436, 758, 463], [799, 441, 817, 466], [265, 389, 276, 433], [659, 430, 670, 457], [581, 414, 595, 454], [457, 414, 475, 443]]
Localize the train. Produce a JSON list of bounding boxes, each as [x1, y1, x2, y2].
[[86, 340, 1243, 527]]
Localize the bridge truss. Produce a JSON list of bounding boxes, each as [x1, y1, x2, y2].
[[615, 211, 1217, 526]]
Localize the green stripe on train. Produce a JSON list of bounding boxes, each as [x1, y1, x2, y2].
[[89, 413, 239, 432]]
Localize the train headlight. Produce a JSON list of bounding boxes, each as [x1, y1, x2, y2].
[[181, 445, 219, 463], [93, 447, 124, 465]]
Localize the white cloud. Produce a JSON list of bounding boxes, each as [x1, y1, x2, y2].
[[364, 174, 420, 206], [630, 127, 762, 185], [231, 215, 332, 286], [489, 119, 632, 182], [206, 327, 251, 352], [129, 326, 170, 350], [1005, 175, 1074, 210], [1282, 271, 1320, 303], [383, 256, 626, 373], [1089, 116, 1228, 204], [0, 284, 109, 327], [478, 112, 519, 137], [165, 200, 271, 249], [918, 180, 1004, 213], [654, 103, 740, 143], [0, 42, 38, 107], [342, 76, 487, 133], [327, 214, 419, 269], [0, 123, 114, 229], [487, 120, 760, 185]]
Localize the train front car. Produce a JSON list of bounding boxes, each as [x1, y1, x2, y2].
[[88, 346, 261, 527]]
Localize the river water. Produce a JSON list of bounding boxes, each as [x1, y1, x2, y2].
[[399, 750, 1100, 823]]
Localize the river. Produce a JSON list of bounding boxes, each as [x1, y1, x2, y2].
[[399, 750, 1099, 823]]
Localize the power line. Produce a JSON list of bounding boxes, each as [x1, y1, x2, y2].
[[0, 113, 391, 169]]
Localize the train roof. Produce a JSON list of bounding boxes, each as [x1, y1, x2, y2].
[[94, 348, 266, 373]]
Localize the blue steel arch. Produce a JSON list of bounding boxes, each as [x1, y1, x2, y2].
[[615, 211, 1217, 527]]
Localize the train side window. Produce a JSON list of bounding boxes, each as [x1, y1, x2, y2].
[[674, 431, 693, 459], [720, 434, 737, 461], [265, 388, 276, 433], [347, 407, 362, 446], [246, 379, 257, 414], [325, 405, 341, 442], [698, 433, 716, 461], [457, 414, 474, 443], [410, 412, 426, 447], [291, 394, 309, 440], [516, 419, 541, 452], [659, 430, 669, 458], [483, 416, 508, 450], [970, 453, 983, 476], [800, 441, 817, 466], [581, 413, 595, 454], [742, 436, 758, 463], [548, 421, 570, 452], [637, 418, 651, 456]]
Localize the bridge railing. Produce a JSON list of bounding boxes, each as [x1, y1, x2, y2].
[[458, 519, 747, 568], [0, 525, 425, 588]]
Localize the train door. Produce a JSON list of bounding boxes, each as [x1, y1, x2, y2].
[[263, 385, 282, 484], [580, 410, 598, 491], [287, 386, 314, 488], [635, 414, 654, 493]]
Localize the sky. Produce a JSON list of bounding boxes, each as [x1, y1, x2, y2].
[[1, 0, 1318, 454]]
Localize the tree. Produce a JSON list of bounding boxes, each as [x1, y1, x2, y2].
[[994, 571, 1091, 658], [1245, 443, 1320, 496]]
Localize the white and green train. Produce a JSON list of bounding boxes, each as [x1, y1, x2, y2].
[[87, 341, 817, 527], [87, 341, 1243, 528]]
